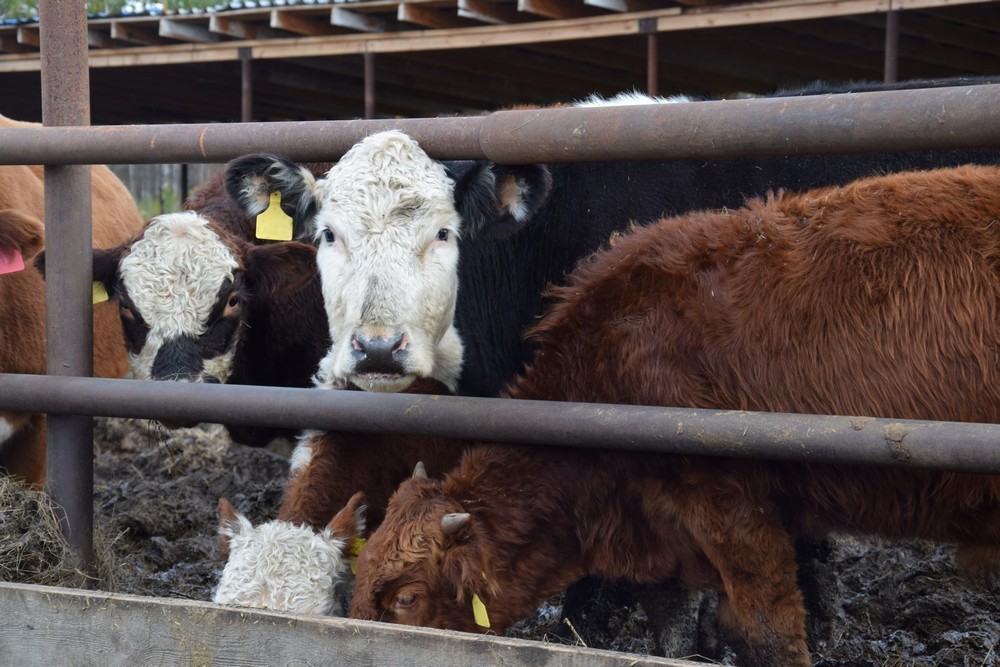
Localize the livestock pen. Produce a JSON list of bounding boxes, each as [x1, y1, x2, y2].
[[2, 3, 1000, 665]]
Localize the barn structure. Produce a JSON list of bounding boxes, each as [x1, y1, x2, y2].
[[1, 0, 1000, 123], [2, 1, 1000, 665]]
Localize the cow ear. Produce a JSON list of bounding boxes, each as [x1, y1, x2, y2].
[[217, 497, 249, 558], [244, 241, 317, 298], [0, 209, 45, 261], [449, 161, 552, 241], [326, 491, 367, 542], [225, 153, 321, 242], [441, 524, 498, 608], [88, 245, 125, 298]]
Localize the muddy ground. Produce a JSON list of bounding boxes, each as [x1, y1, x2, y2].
[[38, 417, 1000, 665]]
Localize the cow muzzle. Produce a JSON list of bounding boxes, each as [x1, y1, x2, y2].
[[348, 332, 414, 392]]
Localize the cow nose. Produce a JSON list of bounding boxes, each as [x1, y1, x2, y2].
[[352, 332, 408, 374], [151, 335, 204, 382]]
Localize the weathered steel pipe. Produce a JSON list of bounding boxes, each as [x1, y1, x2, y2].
[[39, 0, 95, 567], [1, 84, 1000, 165], [1, 374, 998, 475]]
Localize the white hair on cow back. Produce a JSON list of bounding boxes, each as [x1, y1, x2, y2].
[[214, 515, 353, 615], [573, 91, 693, 107], [118, 211, 240, 381], [311, 130, 464, 393], [289, 430, 318, 474]]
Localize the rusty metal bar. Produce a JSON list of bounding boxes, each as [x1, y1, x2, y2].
[[239, 46, 253, 122], [39, 0, 94, 568], [364, 52, 376, 120], [0, 374, 999, 475], [2, 84, 1000, 165], [884, 10, 899, 83]]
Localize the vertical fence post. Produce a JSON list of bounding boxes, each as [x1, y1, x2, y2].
[[39, 0, 94, 569], [240, 46, 253, 122], [640, 18, 658, 97], [364, 52, 376, 119], [884, 10, 899, 83]]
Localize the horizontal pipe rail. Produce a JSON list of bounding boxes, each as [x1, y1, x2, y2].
[[1, 373, 999, 475], [0, 84, 999, 165]]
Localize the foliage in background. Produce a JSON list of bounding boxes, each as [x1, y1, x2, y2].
[[0, 1, 233, 20]]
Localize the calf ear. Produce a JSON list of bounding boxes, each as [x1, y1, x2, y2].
[[225, 153, 320, 242], [244, 241, 317, 298], [35, 243, 124, 300], [0, 209, 45, 261], [217, 497, 248, 558], [326, 491, 367, 541], [449, 161, 552, 241]]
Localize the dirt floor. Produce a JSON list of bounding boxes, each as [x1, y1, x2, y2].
[[8, 417, 999, 666]]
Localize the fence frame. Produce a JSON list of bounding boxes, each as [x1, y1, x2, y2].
[[2, 4, 1000, 664]]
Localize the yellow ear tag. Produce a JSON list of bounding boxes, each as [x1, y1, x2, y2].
[[255, 191, 294, 241], [471, 593, 490, 628], [92, 281, 109, 304], [349, 537, 367, 575]]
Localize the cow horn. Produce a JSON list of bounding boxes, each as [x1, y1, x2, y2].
[[413, 461, 427, 478], [441, 513, 471, 535]]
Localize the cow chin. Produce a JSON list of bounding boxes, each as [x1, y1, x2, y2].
[[348, 372, 416, 393]]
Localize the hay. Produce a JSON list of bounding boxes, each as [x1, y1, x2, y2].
[[0, 476, 122, 591]]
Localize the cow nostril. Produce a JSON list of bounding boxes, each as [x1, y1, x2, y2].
[[352, 332, 408, 373]]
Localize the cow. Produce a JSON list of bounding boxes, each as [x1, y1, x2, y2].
[[0, 114, 144, 486], [349, 164, 1000, 667], [44, 169, 325, 447]]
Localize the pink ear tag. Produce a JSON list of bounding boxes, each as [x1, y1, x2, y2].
[[0, 248, 25, 275]]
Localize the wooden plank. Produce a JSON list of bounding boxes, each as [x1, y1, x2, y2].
[[0, 582, 696, 667], [210, 15, 286, 40], [110, 20, 169, 46], [16, 26, 40, 48], [584, 0, 665, 12], [159, 18, 222, 44], [0, 35, 31, 54], [270, 7, 340, 36], [332, 7, 396, 32], [518, 0, 604, 19], [398, 3, 481, 28], [457, 0, 528, 24], [87, 28, 115, 49]]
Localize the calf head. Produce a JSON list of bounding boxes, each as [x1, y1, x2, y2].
[[38, 211, 316, 386], [214, 493, 366, 615], [226, 131, 551, 393], [349, 468, 499, 631]]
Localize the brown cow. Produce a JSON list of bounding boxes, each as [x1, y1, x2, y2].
[[350, 164, 1000, 667], [0, 114, 143, 486]]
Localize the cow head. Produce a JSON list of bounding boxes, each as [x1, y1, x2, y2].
[[349, 467, 500, 631], [37, 211, 317, 386], [226, 131, 551, 394], [214, 492, 366, 615]]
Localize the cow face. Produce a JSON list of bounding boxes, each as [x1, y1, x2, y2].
[[37, 211, 317, 388], [349, 474, 496, 632], [214, 493, 365, 615], [226, 132, 551, 393]]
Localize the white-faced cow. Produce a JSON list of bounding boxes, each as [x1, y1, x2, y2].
[[0, 114, 144, 486]]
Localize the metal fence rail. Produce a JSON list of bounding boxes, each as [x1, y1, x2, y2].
[[1, 374, 1000, 475], [2, 83, 1000, 165]]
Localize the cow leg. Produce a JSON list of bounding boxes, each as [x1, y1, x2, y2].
[[0, 413, 46, 487], [678, 501, 809, 667]]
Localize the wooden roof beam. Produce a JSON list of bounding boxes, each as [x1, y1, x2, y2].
[[16, 26, 40, 48], [398, 4, 480, 28], [457, 0, 526, 24], [210, 15, 284, 40], [584, 0, 663, 12], [159, 18, 221, 44], [517, 0, 604, 19], [271, 9, 340, 36], [111, 21, 169, 46], [0, 35, 31, 54], [87, 28, 115, 49], [332, 7, 397, 32]]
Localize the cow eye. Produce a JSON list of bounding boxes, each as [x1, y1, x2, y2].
[[394, 592, 416, 610], [227, 294, 239, 308], [322, 228, 335, 244], [436, 229, 449, 242]]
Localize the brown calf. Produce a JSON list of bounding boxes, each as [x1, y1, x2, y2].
[[350, 165, 1000, 666]]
